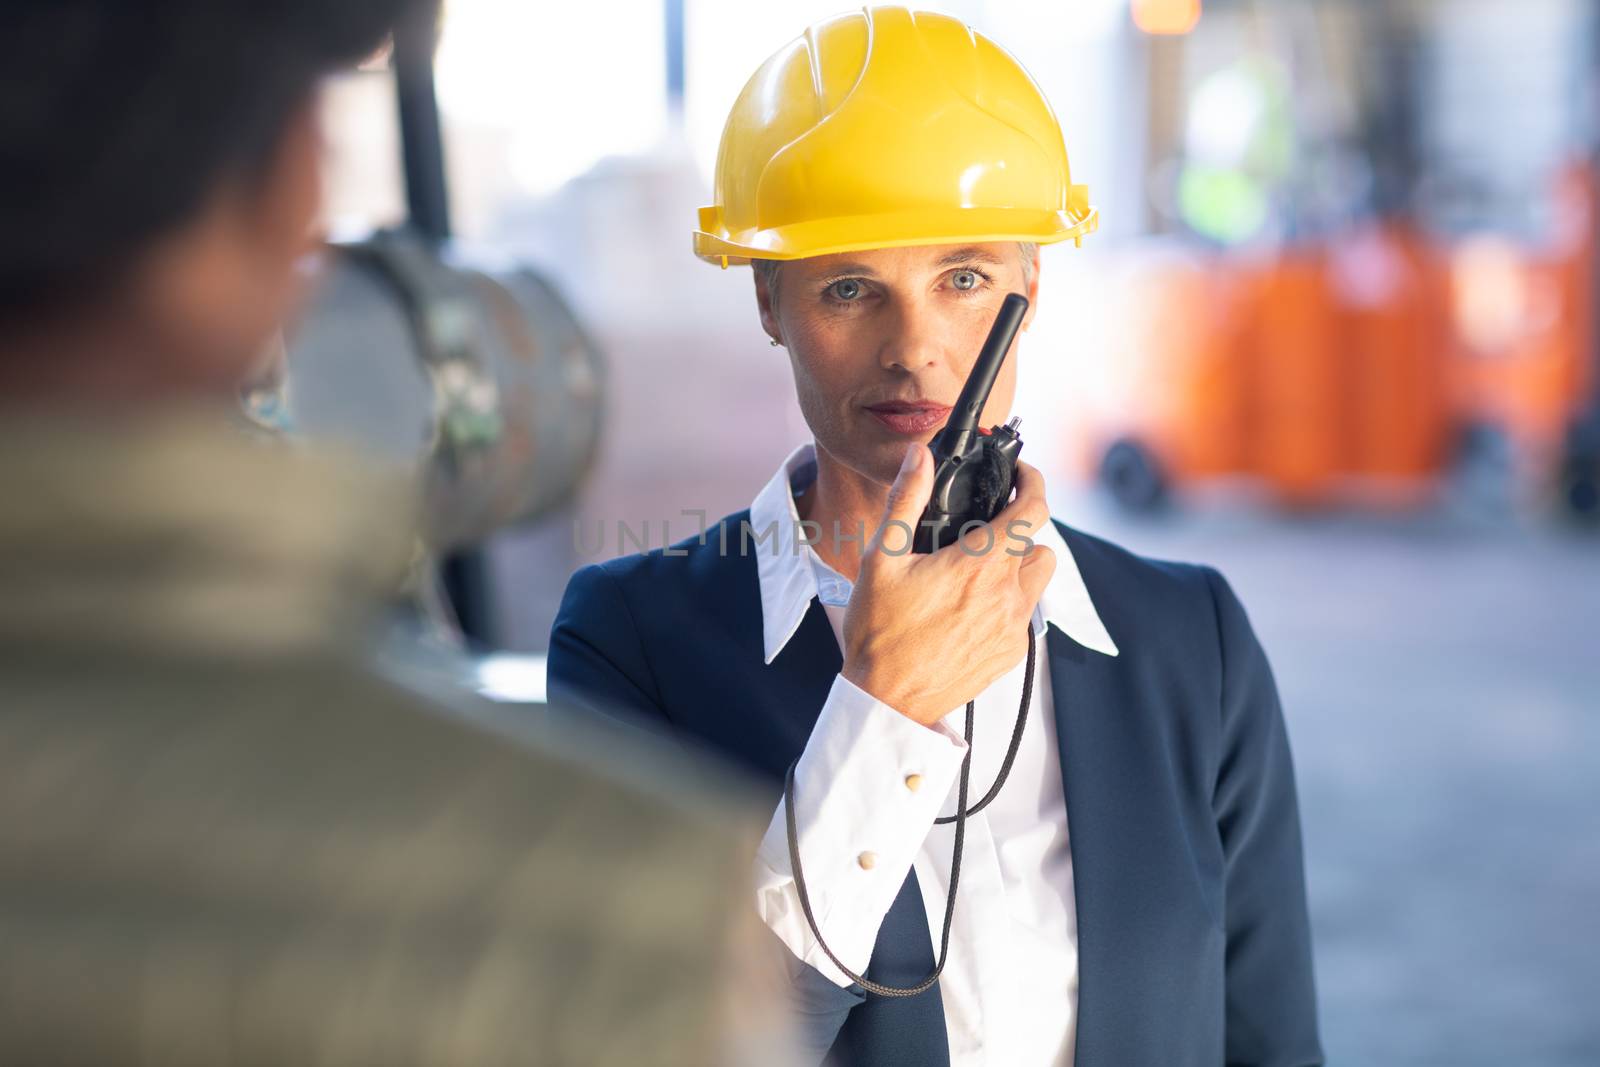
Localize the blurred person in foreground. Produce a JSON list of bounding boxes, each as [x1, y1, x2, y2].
[[550, 8, 1320, 1067], [0, 3, 790, 1064]]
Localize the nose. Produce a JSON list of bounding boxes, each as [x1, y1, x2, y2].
[[875, 302, 945, 374]]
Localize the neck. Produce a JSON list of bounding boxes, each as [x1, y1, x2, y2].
[[0, 318, 237, 410], [795, 440, 900, 583]]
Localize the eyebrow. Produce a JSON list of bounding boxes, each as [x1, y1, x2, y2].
[[815, 262, 879, 281], [812, 247, 1009, 283], [933, 246, 1008, 268]]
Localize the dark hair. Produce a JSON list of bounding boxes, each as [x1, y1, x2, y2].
[[0, 0, 421, 320]]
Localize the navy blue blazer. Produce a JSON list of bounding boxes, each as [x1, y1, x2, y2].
[[549, 512, 1323, 1066]]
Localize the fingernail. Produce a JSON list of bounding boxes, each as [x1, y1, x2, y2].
[[900, 446, 920, 474]]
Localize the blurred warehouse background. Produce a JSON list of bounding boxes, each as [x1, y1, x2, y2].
[[281, 1, 1598, 1064]]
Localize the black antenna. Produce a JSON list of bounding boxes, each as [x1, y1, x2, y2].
[[932, 292, 1029, 459]]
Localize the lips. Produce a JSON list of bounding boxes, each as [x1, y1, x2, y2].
[[864, 400, 953, 436]]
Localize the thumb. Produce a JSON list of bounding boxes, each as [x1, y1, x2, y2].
[[871, 443, 933, 557]]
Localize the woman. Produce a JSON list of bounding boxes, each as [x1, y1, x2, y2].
[[550, 7, 1322, 1066]]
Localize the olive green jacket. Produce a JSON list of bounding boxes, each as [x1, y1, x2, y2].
[[0, 412, 787, 1067]]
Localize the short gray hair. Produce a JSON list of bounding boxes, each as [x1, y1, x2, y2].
[[755, 241, 1038, 312]]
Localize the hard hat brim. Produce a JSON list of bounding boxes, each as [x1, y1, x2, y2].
[[693, 205, 1099, 269]]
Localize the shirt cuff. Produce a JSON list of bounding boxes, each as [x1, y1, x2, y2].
[[754, 672, 968, 987]]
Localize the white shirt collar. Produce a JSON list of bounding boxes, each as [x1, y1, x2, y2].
[[748, 441, 1120, 665]]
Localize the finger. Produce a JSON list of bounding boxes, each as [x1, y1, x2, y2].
[[991, 460, 1051, 546], [956, 515, 1006, 557], [1008, 460, 1048, 509], [868, 442, 933, 559], [1016, 541, 1056, 606]]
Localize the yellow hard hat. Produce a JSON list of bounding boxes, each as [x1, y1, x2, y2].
[[694, 5, 1097, 268]]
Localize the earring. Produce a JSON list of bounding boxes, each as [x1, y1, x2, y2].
[[769, 338, 782, 347]]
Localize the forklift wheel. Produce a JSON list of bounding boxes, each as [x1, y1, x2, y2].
[[1099, 438, 1169, 514], [1566, 472, 1599, 519], [1557, 413, 1600, 525]]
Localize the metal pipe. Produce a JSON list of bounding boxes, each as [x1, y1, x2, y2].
[[389, 0, 497, 641], [393, 0, 451, 244], [665, 0, 685, 115]]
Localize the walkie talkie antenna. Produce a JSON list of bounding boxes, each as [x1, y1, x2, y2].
[[932, 292, 1029, 459]]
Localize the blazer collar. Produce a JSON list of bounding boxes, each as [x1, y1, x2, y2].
[[749, 441, 1121, 665]]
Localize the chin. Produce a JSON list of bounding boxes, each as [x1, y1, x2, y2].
[[861, 437, 923, 487], [819, 426, 930, 488]]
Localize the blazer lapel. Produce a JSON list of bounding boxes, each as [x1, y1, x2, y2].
[[1047, 624, 1154, 1063]]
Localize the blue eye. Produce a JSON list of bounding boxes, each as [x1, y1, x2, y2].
[[829, 278, 864, 301], [952, 269, 980, 291]]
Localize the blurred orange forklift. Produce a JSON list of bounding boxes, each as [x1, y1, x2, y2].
[[1086, 0, 1600, 518], [1087, 164, 1596, 516]]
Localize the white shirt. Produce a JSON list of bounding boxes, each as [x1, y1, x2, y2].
[[751, 442, 1121, 1067]]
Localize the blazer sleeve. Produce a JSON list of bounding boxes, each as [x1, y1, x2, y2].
[[1201, 566, 1325, 1067], [547, 562, 676, 741], [548, 562, 867, 1061]]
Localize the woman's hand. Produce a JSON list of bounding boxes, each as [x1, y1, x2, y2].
[[840, 443, 1056, 728]]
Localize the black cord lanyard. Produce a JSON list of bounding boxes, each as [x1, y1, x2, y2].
[[782, 623, 1037, 997]]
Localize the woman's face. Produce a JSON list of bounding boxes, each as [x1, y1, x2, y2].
[[755, 241, 1041, 488]]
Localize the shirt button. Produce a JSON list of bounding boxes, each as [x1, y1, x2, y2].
[[903, 773, 923, 793], [857, 851, 877, 870]]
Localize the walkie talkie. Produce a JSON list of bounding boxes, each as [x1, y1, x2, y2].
[[912, 292, 1030, 553]]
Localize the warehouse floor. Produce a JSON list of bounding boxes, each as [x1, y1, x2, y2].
[[1071, 492, 1600, 1066]]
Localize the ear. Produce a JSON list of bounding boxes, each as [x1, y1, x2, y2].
[[252, 97, 325, 275], [130, 94, 326, 389], [1021, 246, 1042, 331], [752, 264, 783, 345]]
